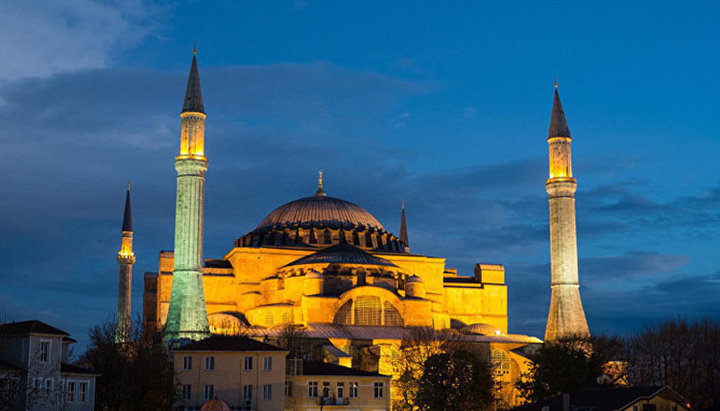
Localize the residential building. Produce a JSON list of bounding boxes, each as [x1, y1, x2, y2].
[[510, 386, 690, 411], [0, 320, 98, 411], [172, 335, 288, 410]]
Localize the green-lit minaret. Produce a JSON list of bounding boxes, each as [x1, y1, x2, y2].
[[165, 48, 211, 342]]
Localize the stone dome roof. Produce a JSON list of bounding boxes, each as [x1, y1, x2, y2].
[[257, 195, 384, 232], [285, 243, 397, 268], [406, 274, 424, 283], [236, 191, 407, 253]]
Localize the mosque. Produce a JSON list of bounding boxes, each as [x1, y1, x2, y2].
[[114, 50, 589, 406]]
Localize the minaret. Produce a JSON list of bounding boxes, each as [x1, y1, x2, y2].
[[399, 200, 409, 253], [165, 48, 211, 342], [544, 83, 590, 341], [116, 183, 135, 343]]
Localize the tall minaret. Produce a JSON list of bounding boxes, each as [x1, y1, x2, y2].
[[165, 48, 211, 342], [399, 200, 409, 253], [544, 83, 590, 341], [116, 183, 135, 343]]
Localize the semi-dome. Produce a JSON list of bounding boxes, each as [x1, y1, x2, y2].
[[235, 188, 407, 253]]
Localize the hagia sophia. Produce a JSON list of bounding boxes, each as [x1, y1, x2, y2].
[[114, 50, 590, 406]]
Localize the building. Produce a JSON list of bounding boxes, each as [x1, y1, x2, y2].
[[510, 386, 689, 411], [0, 320, 98, 411], [286, 360, 391, 411], [173, 335, 288, 410]]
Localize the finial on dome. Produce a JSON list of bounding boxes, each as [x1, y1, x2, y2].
[[316, 170, 326, 197]]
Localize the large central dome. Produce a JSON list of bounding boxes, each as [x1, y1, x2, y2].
[[256, 195, 384, 232], [235, 189, 407, 253]]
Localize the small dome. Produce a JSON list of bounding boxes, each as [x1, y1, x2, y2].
[[286, 243, 397, 268], [406, 275, 424, 283], [201, 399, 231, 411], [305, 269, 323, 279], [461, 323, 503, 336]]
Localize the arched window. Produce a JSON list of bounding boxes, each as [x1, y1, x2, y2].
[[354, 296, 381, 326], [281, 312, 292, 324], [383, 301, 403, 326], [263, 312, 274, 327], [334, 300, 353, 325]]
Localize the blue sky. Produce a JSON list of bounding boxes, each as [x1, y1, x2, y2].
[[1, 0, 720, 350]]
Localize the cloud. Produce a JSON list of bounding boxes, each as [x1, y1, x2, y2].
[[0, 0, 153, 82]]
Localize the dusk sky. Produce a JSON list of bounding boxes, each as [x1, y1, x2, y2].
[[2, 0, 720, 350]]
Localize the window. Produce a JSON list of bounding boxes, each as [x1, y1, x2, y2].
[[39, 340, 50, 363], [78, 382, 87, 402], [243, 384, 253, 401], [204, 356, 215, 370], [322, 382, 330, 398], [284, 381, 293, 397], [308, 381, 318, 397], [244, 356, 253, 370], [44, 379, 53, 396], [262, 384, 272, 400], [67, 381, 76, 401], [183, 356, 192, 370], [183, 384, 192, 400], [349, 382, 358, 398], [263, 356, 272, 371], [204, 384, 214, 400], [336, 382, 344, 398], [374, 382, 384, 398]]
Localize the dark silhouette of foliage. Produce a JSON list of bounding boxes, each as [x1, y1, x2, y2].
[[415, 349, 494, 411], [79, 316, 178, 411]]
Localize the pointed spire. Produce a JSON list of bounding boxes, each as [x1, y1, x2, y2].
[[548, 83, 571, 139], [316, 170, 326, 197], [399, 199, 409, 251], [182, 47, 205, 114], [122, 182, 133, 232]]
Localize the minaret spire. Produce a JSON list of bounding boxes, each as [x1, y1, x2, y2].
[[316, 170, 326, 197], [399, 200, 409, 253], [116, 183, 135, 343], [544, 84, 590, 341], [166, 50, 211, 343]]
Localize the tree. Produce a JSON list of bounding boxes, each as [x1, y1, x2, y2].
[[79, 316, 178, 411], [392, 327, 494, 411], [415, 350, 494, 411], [516, 334, 624, 403], [625, 318, 720, 410]]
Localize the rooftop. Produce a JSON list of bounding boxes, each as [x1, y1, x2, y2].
[[173, 335, 286, 352], [0, 320, 69, 337], [511, 386, 687, 411], [284, 243, 398, 268]]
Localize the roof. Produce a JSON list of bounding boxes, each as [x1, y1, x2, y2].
[[61, 363, 99, 375], [257, 195, 384, 232], [0, 320, 69, 337], [182, 52, 204, 114], [122, 185, 132, 231], [172, 335, 286, 352], [301, 361, 387, 377], [284, 243, 398, 268], [510, 386, 687, 411], [548, 86, 571, 139]]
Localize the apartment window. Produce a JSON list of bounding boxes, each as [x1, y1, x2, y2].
[[244, 356, 253, 370], [284, 381, 293, 397], [44, 379, 53, 396], [336, 382, 344, 398], [243, 384, 253, 402], [39, 340, 50, 363], [182, 384, 192, 400], [204, 356, 215, 370], [78, 382, 87, 402], [374, 382, 384, 398], [308, 381, 318, 397], [204, 384, 214, 400], [67, 381, 76, 401], [349, 382, 358, 398], [183, 356, 192, 370], [263, 356, 272, 371], [262, 384, 272, 400]]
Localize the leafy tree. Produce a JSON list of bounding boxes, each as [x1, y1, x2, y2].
[[415, 350, 494, 411], [79, 316, 178, 411], [516, 334, 624, 402]]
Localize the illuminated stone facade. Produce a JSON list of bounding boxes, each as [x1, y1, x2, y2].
[[544, 85, 590, 341]]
